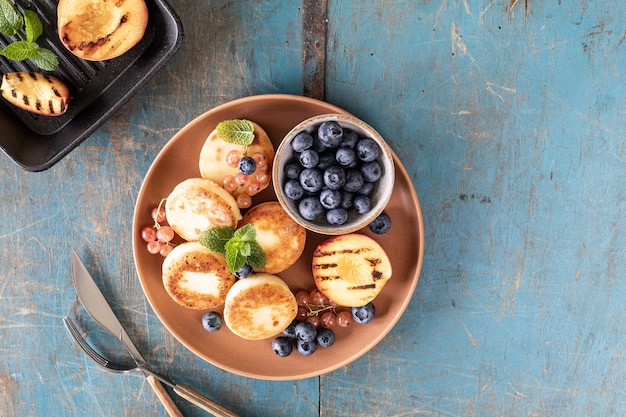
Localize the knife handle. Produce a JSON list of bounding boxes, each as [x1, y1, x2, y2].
[[147, 375, 184, 417], [174, 384, 240, 417]]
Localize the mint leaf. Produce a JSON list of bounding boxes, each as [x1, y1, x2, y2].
[[202, 224, 266, 274], [2, 40, 36, 61], [199, 227, 235, 253], [0, 0, 23, 37], [247, 241, 266, 269], [24, 9, 42, 43], [216, 120, 255, 146], [0, 5, 58, 71], [33, 48, 58, 71], [233, 223, 256, 242], [225, 239, 247, 273]]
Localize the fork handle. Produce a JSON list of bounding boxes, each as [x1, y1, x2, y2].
[[147, 375, 184, 417], [174, 384, 240, 417]]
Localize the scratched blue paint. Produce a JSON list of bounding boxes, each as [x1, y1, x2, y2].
[[1, 0, 625, 416], [325, 0, 626, 416]]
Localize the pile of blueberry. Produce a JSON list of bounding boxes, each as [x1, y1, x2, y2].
[[272, 302, 376, 357], [282, 120, 387, 228]]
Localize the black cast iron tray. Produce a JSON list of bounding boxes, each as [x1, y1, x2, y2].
[[0, 0, 183, 171]]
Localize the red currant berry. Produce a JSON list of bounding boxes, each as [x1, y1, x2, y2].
[[309, 289, 327, 306], [159, 244, 173, 257], [336, 311, 353, 327], [295, 291, 311, 306], [156, 225, 175, 243], [235, 173, 250, 187], [223, 175, 237, 192], [297, 306, 308, 321], [147, 241, 161, 255], [141, 226, 157, 242], [236, 194, 252, 209], [151, 206, 166, 223], [226, 150, 243, 167], [247, 181, 261, 196], [320, 311, 337, 328], [306, 315, 321, 328]]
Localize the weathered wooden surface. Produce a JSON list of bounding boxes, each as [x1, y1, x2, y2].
[[1, 0, 625, 416]]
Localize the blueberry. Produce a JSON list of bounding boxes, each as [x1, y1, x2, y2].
[[298, 149, 320, 169], [298, 197, 325, 220], [295, 321, 317, 342], [299, 168, 324, 192], [234, 263, 252, 279], [369, 212, 391, 234], [311, 132, 327, 153], [316, 328, 335, 348], [360, 160, 382, 182], [282, 320, 298, 339], [284, 180, 304, 200], [356, 138, 381, 162], [335, 147, 357, 167], [201, 311, 223, 332], [296, 339, 318, 356], [317, 152, 336, 170], [323, 165, 346, 190], [341, 129, 359, 149], [326, 208, 348, 225], [291, 132, 313, 152], [357, 181, 375, 196], [317, 121, 343, 148], [238, 156, 256, 175], [352, 302, 375, 324], [353, 195, 371, 214], [320, 189, 342, 209], [343, 170, 364, 192], [284, 162, 302, 180], [340, 191, 355, 209], [272, 337, 293, 357]]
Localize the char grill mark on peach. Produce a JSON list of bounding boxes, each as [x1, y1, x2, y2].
[[314, 247, 373, 257], [349, 284, 376, 290], [312, 262, 338, 270]]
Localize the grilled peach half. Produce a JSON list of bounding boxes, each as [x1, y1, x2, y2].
[[1, 72, 70, 116], [312, 233, 392, 307], [57, 0, 149, 61]]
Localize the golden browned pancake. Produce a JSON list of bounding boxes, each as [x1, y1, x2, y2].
[[198, 121, 274, 197], [238, 202, 306, 274], [162, 241, 235, 310], [223, 273, 297, 340], [165, 178, 242, 241]]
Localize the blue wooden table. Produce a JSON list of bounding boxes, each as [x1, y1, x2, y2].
[[1, 1, 625, 415]]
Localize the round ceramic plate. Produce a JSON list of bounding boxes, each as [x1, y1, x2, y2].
[[132, 94, 424, 380]]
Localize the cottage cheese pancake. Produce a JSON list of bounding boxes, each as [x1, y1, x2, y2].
[[162, 241, 235, 310], [198, 121, 274, 197], [223, 273, 297, 340], [165, 177, 242, 241], [238, 202, 306, 274]]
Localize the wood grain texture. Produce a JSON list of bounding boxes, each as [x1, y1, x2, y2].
[[0, 0, 625, 416], [323, 0, 626, 416]]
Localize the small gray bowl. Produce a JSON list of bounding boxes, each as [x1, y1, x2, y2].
[[273, 114, 395, 235]]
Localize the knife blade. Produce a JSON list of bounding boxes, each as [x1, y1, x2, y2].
[[70, 249, 183, 417]]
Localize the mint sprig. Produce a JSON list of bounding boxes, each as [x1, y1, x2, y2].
[[199, 224, 266, 274], [0, 2, 59, 71], [216, 119, 255, 146]]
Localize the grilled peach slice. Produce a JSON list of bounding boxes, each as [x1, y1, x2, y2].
[[57, 0, 149, 61], [1, 72, 70, 116], [312, 233, 392, 307]]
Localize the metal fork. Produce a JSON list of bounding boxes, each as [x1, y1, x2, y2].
[[63, 316, 240, 417]]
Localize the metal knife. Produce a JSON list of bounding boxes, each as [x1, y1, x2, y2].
[[70, 249, 184, 417], [70, 249, 240, 417]]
